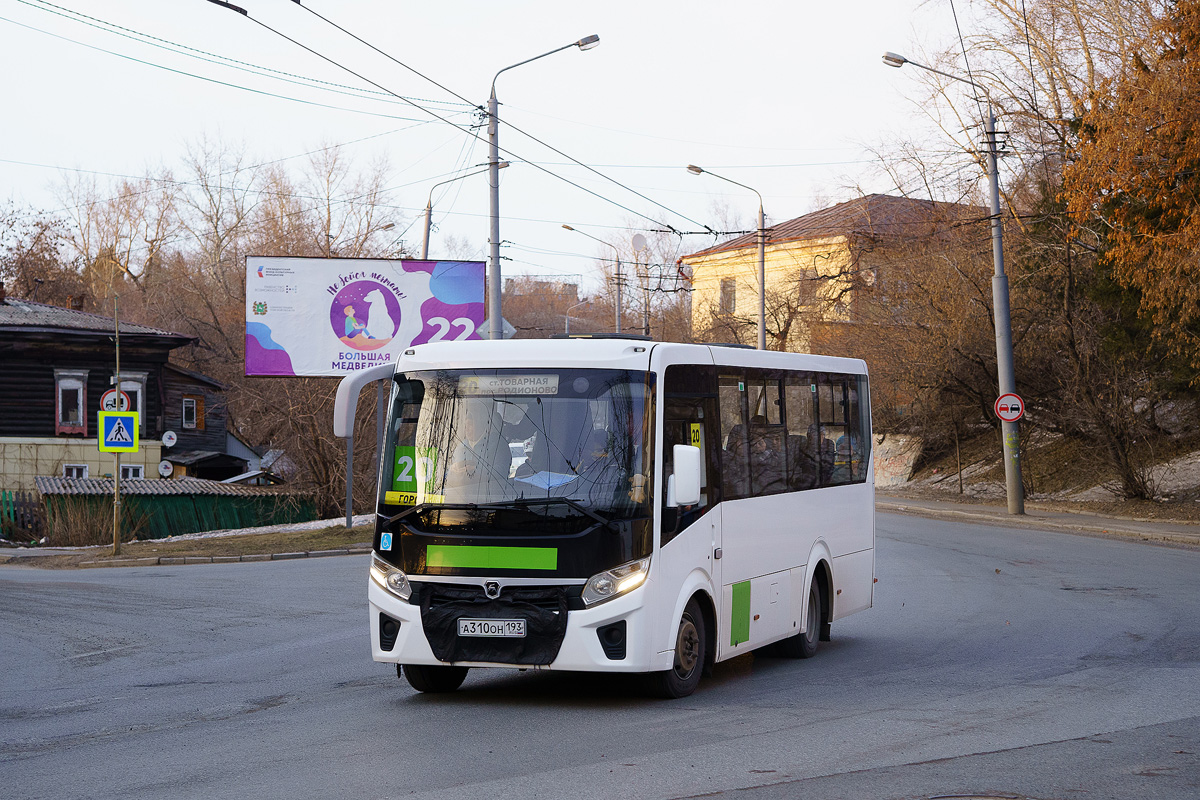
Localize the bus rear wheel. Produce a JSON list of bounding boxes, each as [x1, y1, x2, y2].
[[649, 599, 706, 699], [776, 579, 822, 659], [401, 663, 469, 693]]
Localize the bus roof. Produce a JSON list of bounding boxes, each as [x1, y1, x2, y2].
[[394, 339, 868, 376]]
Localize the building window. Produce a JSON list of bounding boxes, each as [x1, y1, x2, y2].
[[182, 395, 204, 430], [54, 369, 89, 435], [719, 279, 736, 315], [118, 372, 148, 428], [120, 464, 144, 480], [63, 464, 89, 479]]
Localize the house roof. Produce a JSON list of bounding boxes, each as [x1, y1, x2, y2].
[[163, 362, 227, 390], [0, 298, 192, 342], [35, 476, 296, 497], [682, 194, 984, 261]]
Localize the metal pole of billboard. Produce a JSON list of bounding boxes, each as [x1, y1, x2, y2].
[[487, 35, 599, 340], [376, 381, 386, 482], [423, 164, 506, 261], [345, 435, 353, 530]]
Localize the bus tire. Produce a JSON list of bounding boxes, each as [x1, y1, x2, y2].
[[776, 579, 821, 659], [401, 663, 469, 693], [648, 598, 706, 698]]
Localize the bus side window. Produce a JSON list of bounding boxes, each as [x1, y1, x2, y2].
[[718, 374, 748, 500], [663, 365, 718, 545], [784, 375, 816, 490]]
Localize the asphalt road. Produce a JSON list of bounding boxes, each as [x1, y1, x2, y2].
[[1, 512, 1197, 800]]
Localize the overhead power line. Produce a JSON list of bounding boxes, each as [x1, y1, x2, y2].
[[18, 0, 473, 111], [283, 1, 712, 235]]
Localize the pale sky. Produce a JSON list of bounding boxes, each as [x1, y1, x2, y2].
[[0, 0, 965, 290]]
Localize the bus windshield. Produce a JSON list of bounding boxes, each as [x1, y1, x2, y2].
[[379, 368, 653, 531]]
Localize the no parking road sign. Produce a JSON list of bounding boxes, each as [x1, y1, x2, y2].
[[98, 411, 140, 453], [994, 393, 1025, 423]]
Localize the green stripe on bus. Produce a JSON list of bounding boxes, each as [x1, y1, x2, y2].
[[426, 545, 557, 571], [731, 581, 751, 646]]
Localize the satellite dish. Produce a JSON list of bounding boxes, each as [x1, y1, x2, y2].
[[631, 233, 647, 252]]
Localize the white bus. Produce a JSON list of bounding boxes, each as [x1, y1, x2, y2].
[[334, 336, 874, 698]]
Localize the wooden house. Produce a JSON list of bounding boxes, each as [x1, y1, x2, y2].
[[0, 286, 251, 491]]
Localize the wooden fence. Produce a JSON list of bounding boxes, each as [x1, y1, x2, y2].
[[1, 490, 46, 541]]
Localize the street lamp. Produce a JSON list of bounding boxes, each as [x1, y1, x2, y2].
[[562, 224, 623, 333], [882, 51, 1024, 515], [487, 35, 600, 340], [423, 163, 507, 260], [687, 165, 767, 350], [564, 299, 591, 334]]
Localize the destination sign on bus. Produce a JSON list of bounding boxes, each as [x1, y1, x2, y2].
[[458, 375, 559, 396]]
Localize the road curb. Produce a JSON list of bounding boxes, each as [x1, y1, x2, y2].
[[877, 500, 1200, 548], [53, 546, 373, 569]]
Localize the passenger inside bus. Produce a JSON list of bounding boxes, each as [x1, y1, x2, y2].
[[722, 423, 748, 497], [444, 404, 510, 490]]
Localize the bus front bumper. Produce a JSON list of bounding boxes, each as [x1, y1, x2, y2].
[[368, 578, 664, 673]]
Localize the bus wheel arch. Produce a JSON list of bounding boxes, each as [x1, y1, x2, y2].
[[689, 589, 717, 677], [648, 596, 707, 698]]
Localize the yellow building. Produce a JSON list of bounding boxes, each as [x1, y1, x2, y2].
[[681, 194, 977, 352]]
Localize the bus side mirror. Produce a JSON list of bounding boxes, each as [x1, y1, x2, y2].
[[333, 363, 395, 438], [669, 444, 702, 507]]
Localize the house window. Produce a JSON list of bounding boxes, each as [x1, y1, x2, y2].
[[182, 395, 204, 430], [120, 464, 144, 480], [54, 369, 89, 435], [63, 464, 89, 479], [118, 372, 148, 428], [719, 279, 736, 315]]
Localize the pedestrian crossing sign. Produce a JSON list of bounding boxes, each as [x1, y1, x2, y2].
[[98, 411, 140, 453]]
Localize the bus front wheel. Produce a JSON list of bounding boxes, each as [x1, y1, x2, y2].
[[401, 663, 469, 693], [648, 599, 706, 698], [776, 579, 822, 659]]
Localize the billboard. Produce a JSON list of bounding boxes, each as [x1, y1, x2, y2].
[[245, 256, 485, 377]]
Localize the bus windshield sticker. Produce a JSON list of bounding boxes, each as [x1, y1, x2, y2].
[[458, 374, 560, 396], [514, 471, 578, 490], [384, 491, 445, 506], [380, 532, 393, 551], [393, 446, 438, 494], [427, 544, 558, 571]]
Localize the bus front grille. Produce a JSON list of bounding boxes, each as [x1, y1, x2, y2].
[[419, 584, 569, 666]]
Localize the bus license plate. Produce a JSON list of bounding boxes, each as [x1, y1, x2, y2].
[[458, 618, 526, 638]]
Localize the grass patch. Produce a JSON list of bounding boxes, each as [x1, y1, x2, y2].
[[3, 524, 375, 569]]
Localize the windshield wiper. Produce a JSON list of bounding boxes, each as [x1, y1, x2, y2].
[[380, 502, 480, 526], [474, 497, 618, 533], [381, 498, 619, 534]]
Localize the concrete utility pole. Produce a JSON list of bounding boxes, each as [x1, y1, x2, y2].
[[487, 35, 599, 340], [883, 52, 1024, 514]]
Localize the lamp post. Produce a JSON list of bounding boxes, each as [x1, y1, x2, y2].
[[562, 224, 623, 333], [687, 165, 767, 350], [882, 51, 1024, 515], [564, 299, 590, 334], [487, 34, 599, 340], [423, 163, 507, 260]]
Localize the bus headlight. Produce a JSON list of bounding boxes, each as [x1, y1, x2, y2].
[[371, 552, 412, 601], [582, 557, 650, 607]]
